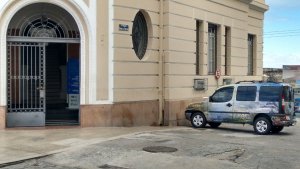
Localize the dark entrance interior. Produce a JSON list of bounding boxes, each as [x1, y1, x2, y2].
[[45, 43, 79, 125]]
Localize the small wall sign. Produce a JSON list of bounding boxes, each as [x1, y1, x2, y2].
[[119, 24, 129, 31], [68, 94, 80, 109], [215, 69, 221, 79]]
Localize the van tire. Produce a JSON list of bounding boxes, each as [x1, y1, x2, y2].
[[208, 122, 221, 128], [191, 112, 207, 128], [253, 117, 272, 135], [272, 126, 284, 133]]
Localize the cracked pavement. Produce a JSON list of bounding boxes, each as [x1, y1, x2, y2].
[[2, 121, 300, 169]]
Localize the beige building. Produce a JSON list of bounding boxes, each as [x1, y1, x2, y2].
[[0, 0, 268, 129]]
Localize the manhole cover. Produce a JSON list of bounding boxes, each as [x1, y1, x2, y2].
[[98, 164, 128, 169], [143, 146, 178, 153]]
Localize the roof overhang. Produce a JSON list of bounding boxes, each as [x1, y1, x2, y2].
[[250, 1, 269, 12], [239, 0, 269, 12], [239, 0, 253, 4]]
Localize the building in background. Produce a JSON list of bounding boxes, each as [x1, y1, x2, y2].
[[263, 68, 283, 82], [0, 0, 268, 129], [282, 65, 300, 85], [282, 65, 300, 112]]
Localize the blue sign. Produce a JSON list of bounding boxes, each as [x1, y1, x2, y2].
[[67, 58, 80, 94], [119, 24, 129, 31]]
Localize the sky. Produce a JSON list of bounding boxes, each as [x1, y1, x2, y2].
[[264, 0, 300, 68]]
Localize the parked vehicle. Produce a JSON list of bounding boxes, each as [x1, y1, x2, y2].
[[185, 81, 297, 135], [295, 98, 300, 113]]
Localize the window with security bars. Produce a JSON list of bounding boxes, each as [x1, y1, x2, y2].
[[132, 11, 148, 60], [225, 27, 231, 76], [208, 24, 218, 75], [196, 21, 201, 75], [248, 34, 254, 75]]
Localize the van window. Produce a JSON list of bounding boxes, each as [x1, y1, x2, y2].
[[283, 86, 293, 101], [259, 86, 281, 102], [236, 86, 257, 101], [211, 87, 234, 102]]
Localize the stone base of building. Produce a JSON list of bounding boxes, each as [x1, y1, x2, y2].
[[0, 106, 6, 129], [0, 99, 203, 129], [80, 100, 159, 127], [163, 98, 204, 126]]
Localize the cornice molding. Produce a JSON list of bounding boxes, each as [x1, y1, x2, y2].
[[250, 1, 269, 12], [239, 0, 253, 4]]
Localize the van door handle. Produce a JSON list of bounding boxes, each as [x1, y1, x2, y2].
[[226, 103, 232, 107]]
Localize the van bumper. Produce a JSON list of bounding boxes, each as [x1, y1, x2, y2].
[[185, 111, 192, 121], [271, 115, 297, 126]]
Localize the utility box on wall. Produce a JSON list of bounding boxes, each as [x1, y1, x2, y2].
[[194, 79, 208, 91], [223, 78, 233, 85]]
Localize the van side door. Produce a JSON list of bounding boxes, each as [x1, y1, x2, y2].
[[208, 86, 234, 122], [232, 86, 257, 123]]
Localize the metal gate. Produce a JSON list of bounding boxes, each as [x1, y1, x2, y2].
[[7, 42, 46, 127]]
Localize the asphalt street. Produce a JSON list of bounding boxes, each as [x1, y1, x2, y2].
[[2, 116, 300, 169]]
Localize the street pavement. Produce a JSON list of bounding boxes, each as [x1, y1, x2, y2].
[[1, 116, 300, 169], [0, 126, 167, 166]]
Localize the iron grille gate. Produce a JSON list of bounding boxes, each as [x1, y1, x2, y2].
[[7, 42, 46, 127]]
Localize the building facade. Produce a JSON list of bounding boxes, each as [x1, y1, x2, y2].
[[0, 0, 268, 129]]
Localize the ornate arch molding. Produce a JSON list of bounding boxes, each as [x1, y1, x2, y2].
[[7, 5, 80, 39], [0, 0, 91, 105]]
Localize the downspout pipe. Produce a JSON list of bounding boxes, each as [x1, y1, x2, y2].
[[158, 0, 164, 125]]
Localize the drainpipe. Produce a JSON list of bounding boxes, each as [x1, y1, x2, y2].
[[158, 0, 164, 125]]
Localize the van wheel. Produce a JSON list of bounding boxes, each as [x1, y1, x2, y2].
[[208, 122, 221, 128], [191, 112, 207, 128], [253, 117, 272, 135], [272, 126, 284, 133]]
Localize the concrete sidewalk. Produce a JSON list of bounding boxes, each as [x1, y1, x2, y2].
[[0, 126, 171, 166]]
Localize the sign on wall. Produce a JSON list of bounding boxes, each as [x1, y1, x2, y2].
[[67, 58, 80, 109], [119, 24, 129, 31]]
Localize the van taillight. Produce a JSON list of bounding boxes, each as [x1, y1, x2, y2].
[[282, 95, 285, 113]]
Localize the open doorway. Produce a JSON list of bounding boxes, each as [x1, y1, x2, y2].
[[6, 3, 82, 127], [45, 43, 80, 125]]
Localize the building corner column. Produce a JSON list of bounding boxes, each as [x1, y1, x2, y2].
[[0, 106, 6, 129]]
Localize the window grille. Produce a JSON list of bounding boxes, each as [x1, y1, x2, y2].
[[196, 21, 200, 75], [225, 27, 231, 76], [248, 35, 254, 75], [132, 11, 148, 60], [7, 14, 80, 39], [208, 24, 217, 75]]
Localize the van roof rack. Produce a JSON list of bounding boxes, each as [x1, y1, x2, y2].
[[235, 81, 279, 84], [264, 81, 279, 84], [235, 81, 258, 84]]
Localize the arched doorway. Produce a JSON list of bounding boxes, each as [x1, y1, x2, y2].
[[6, 3, 81, 127]]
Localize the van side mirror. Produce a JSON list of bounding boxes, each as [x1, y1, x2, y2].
[[209, 96, 213, 102]]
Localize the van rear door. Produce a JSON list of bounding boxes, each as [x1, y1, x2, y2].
[[282, 86, 294, 116]]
